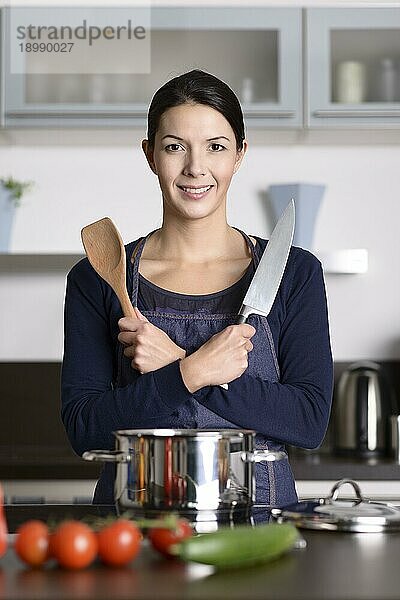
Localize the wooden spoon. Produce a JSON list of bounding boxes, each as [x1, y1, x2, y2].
[[81, 217, 136, 318]]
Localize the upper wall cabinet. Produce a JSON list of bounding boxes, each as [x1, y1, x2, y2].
[[307, 8, 400, 128], [1, 7, 302, 128]]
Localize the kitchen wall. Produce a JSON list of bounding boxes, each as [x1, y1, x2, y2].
[[1, 0, 400, 363], [1, 127, 399, 362]]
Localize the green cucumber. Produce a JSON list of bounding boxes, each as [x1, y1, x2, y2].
[[176, 522, 299, 569]]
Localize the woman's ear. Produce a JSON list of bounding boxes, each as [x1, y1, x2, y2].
[[233, 140, 248, 174], [141, 139, 158, 175]]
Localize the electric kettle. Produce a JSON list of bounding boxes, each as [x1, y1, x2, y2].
[[333, 361, 396, 458]]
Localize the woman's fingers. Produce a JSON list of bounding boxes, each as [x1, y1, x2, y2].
[[133, 306, 149, 322], [239, 323, 256, 338], [118, 329, 139, 347], [118, 317, 141, 331]]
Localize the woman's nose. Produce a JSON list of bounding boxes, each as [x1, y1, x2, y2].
[[183, 151, 206, 177]]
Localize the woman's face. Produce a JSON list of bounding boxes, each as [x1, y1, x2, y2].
[[142, 102, 247, 221]]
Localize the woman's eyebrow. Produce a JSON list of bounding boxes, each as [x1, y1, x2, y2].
[[161, 134, 231, 142]]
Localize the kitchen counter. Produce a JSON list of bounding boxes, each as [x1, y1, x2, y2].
[[3, 443, 400, 479], [2, 504, 400, 600], [0, 446, 101, 480], [289, 449, 400, 481], [2, 447, 400, 482]]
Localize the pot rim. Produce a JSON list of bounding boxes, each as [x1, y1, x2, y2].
[[113, 428, 256, 439]]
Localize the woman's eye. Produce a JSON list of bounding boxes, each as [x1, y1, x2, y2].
[[165, 143, 225, 152], [210, 143, 225, 151]]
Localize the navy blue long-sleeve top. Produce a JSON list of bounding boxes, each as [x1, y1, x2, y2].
[[61, 234, 334, 456]]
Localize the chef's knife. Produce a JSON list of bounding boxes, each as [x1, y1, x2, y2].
[[237, 198, 295, 323], [220, 199, 295, 389]]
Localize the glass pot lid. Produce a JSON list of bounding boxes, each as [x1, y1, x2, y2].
[[271, 479, 400, 532]]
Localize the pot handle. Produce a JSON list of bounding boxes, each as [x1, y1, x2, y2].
[[241, 450, 288, 463], [82, 450, 131, 463]]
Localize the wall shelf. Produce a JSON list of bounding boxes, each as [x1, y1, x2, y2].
[[0, 254, 84, 272], [0, 250, 368, 275], [315, 249, 368, 274]]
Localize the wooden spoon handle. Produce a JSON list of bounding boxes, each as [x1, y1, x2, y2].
[[109, 276, 136, 317], [113, 284, 136, 319]]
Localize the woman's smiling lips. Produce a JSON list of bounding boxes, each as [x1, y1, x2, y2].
[[177, 184, 213, 200]]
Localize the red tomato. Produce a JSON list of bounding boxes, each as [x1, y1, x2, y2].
[[14, 520, 50, 567], [97, 519, 141, 567], [148, 519, 193, 558], [47, 531, 57, 559], [51, 521, 97, 570], [0, 484, 8, 558]]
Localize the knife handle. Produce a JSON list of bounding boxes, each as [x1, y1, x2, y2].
[[219, 313, 248, 390], [235, 314, 247, 324]]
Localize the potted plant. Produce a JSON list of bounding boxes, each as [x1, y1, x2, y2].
[[0, 176, 34, 252]]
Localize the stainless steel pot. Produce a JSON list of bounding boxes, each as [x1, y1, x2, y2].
[[83, 429, 286, 518]]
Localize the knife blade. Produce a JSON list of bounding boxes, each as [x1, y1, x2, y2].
[[220, 199, 295, 389], [237, 198, 295, 323]]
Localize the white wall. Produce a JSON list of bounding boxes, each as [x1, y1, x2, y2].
[[1, 128, 400, 362]]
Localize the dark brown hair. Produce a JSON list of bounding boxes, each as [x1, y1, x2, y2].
[[146, 69, 245, 152]]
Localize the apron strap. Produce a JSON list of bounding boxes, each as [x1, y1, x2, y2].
[[129, 229, 159, 305], [231, 226, 260, 268]]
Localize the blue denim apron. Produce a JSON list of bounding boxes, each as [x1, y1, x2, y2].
[[93, 228, 298, 507]]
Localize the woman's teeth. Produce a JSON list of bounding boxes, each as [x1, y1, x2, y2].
[[180, 185, 212, 194]]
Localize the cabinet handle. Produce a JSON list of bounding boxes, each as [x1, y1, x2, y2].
[[6, 111, 146, 119], [7, 109, 297, 119], [313, 109, 400, 118], [245, 109, 296, 118]]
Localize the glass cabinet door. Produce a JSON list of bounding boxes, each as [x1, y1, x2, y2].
[[307, 8, 400, 128], [1, 6, 302, 128]]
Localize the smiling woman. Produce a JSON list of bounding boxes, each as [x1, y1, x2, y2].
[[61, 69, 334, 508], [137, 104, 252, 298], [141, 102, 245, 228]]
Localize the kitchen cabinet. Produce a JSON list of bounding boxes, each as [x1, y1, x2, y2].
[[1, 6, 302, 128], [307, 8, 400, 128], [3, 6, 400, 130]]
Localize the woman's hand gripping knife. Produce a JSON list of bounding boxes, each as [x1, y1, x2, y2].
[[179, 323, 255, 393], [118, 310, 255, 392]]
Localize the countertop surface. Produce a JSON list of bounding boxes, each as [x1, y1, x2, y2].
[[0, 446, 101, 480], [2, 504, 400, 600], [289, 449, 400, 480]]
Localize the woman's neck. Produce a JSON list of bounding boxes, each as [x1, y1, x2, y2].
[[144, 218, 249, 264]]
